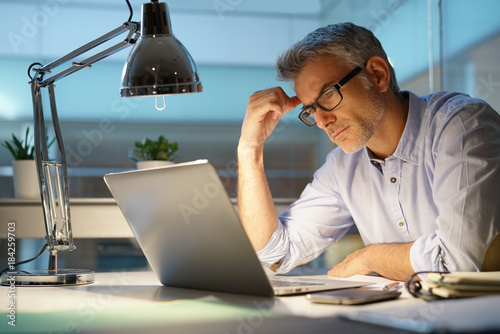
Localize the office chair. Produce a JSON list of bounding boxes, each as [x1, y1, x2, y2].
[[481, 233, 500, 271]]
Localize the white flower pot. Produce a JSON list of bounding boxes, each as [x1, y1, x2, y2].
[[12, 160, 40, 199], [136, 160, 174, 170]]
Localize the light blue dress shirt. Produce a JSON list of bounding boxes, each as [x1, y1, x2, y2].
[[257, 91, 500, 275]]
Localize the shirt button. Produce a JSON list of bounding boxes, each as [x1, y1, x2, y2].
[[390, 177, 397, 183], [399, 222, 404, 227]]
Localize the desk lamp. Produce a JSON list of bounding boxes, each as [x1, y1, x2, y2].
[[4, 0, 201, 286]]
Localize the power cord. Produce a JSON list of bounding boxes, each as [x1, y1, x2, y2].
[[0, 243, 48, 276], [126, 0, 133, 22]]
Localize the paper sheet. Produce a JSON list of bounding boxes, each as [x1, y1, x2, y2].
[[345, 295, 500, 333]]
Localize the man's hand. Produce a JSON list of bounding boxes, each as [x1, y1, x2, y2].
[[239, 87, 301, 154], [328, 243, 415, 281], [328, 246, 374, 277]]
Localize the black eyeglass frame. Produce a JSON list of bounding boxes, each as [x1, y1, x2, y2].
[[298, 65, 364, 126]]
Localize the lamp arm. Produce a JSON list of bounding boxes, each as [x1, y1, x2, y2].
[[28, 20, 139, 256], [33, 21, 140, 86]]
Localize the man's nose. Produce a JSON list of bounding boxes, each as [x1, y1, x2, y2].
[[315, 108, 336, 129]]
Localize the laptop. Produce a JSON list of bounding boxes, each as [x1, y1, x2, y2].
[[104, 160, 372, 297]]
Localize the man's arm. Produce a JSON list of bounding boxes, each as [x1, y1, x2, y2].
[[328, 242, 414, 281], [237, 87, 300, 251]]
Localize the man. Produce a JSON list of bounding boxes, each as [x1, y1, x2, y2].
[[237, 22, 500, 281]]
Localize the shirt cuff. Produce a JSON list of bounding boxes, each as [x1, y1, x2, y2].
[[256, 220, 288, 275], [410, 233, 445, 274]]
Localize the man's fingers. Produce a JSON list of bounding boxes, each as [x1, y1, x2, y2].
[[289, 96, 302, 110], [248, 88, 301, 120], [327, 265, 344, 277], [240, 87, 302, 149], [248, 96, 285, 120], [249, 87, 287, 102]]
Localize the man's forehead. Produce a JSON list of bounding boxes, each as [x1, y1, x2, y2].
[[293, 57, 345, 103]]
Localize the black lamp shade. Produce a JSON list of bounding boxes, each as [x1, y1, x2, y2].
[[120, 1, 202, 97]]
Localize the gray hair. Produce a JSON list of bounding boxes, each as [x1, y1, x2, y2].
[[276, 22, 400, 94]]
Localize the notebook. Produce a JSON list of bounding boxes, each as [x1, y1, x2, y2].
[[103, 159, 372, 297], [421, 271, 500, 298]]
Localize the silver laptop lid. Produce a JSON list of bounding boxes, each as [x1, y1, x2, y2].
[[104, 160, 274, 297]]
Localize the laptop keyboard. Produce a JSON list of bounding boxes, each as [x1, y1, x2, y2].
[[270, 278, 326, 287]]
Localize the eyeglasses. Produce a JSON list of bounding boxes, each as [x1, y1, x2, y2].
[[404, 271, 449, 301], [298, 65, 364, 126]]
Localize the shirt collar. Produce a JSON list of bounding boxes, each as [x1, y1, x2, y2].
[[391, 90, 426, 165], [362, 90, 425, 165]]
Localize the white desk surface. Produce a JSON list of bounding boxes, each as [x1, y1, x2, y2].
[[2, 271, 499, 333], [0, 271, 420, 333]]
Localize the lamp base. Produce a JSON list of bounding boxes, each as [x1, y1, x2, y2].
[[0, 269, 94, 286]]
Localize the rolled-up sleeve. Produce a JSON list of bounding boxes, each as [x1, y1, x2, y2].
[[410, 233, 447, 272], [256, 154, 355, 275], [256, 220, 289, 275]]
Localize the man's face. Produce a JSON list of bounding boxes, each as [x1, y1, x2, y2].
[[294, 55, 385, 154]]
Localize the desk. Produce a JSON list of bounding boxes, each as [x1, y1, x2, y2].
[[2, 272, 500, 333], [0, 271, 421, 334]]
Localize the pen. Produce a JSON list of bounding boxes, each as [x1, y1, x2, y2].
[[383, 282, 401, 291]]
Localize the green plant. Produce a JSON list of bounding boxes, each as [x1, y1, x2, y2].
[[129, 135, 179, 162], [1, 127, 55, 160]]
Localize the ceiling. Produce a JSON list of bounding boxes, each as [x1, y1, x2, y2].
[[9, 0, 324, 17]]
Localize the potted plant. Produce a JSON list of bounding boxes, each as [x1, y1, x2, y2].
[[129, 135, 179, 169], [1, 127, 55, 198]]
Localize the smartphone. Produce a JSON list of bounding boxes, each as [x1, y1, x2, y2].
[[306, 288, 401, 305]]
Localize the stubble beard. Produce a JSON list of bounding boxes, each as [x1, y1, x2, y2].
[[330, 91, 385, 154]]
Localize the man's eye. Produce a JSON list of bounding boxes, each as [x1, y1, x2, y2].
[[305, 108, 316, 116], [324, 89, 335, 99]]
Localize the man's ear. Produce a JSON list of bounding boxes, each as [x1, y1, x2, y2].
[[365, 56, 391, 93]]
